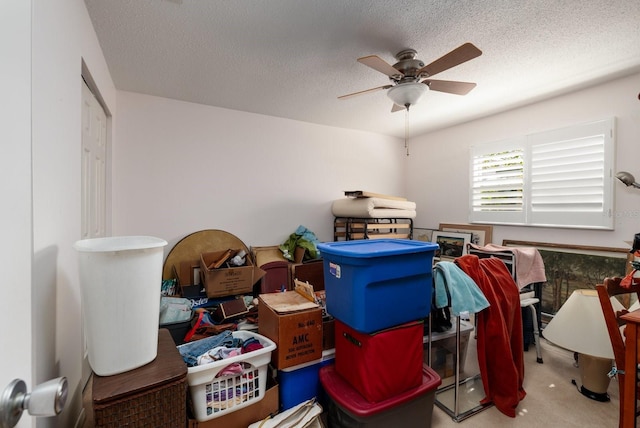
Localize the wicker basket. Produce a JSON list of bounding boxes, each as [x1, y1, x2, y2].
[[91, 329, 188, 428], [93, 377, 186, 427]]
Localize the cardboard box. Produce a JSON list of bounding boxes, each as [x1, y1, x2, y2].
[[187, 372, 279, 428], [288, 264, 332, 349], [200, 250, 266, 298], [258, 291, 323, 369]]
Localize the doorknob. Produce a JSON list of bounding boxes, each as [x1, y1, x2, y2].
[[0, 377, 68, 428]]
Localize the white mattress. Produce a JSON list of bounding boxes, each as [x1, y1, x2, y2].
[[332, 197, 417, 218]]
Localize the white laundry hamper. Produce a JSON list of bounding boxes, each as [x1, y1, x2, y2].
[[74, 236, 167, 376]]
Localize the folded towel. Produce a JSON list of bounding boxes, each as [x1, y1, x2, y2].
[[434, 261, 490, 316]]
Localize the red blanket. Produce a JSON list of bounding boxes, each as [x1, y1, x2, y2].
[[456, 255, 526, 417]]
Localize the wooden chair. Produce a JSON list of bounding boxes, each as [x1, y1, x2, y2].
[[596, 277, 640, 427]]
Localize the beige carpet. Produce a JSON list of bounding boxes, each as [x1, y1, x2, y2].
[[430, 330, 620, 428]]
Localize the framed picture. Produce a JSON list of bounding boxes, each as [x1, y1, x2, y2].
[[432, 231, 473, 260], [413, 227, 436, 243], [438, 223, 493, 246], [502, 240, 633, 319]]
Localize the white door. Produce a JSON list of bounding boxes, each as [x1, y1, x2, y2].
[[79, 81, 108, 390], [81, 81, 107, 240], [0, 1, 35, 427]]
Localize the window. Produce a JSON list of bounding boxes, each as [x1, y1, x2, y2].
[[470, 118, 615, 230]]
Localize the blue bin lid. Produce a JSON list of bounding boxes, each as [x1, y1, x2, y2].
[[317, 239, 438, 258]]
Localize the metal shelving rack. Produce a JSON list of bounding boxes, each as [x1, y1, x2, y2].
[[431, 246, 544, 422], [428, 315, 492, 422], [333, 217, 413, 241]]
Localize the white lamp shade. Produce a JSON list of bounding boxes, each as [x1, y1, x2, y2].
[[543, 289, 623, 359], [387, 82, 428, 107]]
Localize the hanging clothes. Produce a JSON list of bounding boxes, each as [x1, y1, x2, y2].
[[468, 243, 546, 289], [456, 254, 526, 418]]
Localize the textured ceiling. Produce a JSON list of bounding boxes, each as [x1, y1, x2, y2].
[[84, 0, 640, 138]]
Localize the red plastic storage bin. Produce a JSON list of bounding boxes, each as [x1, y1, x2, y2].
[[335, 319, 424, 403], [320, 363, 442, 428]]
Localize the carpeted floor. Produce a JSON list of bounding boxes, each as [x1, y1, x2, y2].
[[430, 329, 620, 427]]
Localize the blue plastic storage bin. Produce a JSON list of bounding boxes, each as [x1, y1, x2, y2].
[[278, 348, 335, 411], [317, 239, 438, 333]]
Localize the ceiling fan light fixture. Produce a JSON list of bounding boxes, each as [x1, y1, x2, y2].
[[387, 82, 428, 108]]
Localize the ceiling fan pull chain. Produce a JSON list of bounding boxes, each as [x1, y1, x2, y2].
[[405, 106, 410, 156]]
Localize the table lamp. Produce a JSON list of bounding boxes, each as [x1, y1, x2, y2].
[[543, 289, 624, 402]]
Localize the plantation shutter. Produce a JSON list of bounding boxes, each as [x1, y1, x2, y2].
[[469, 118, 614, 229], [528, 119, 614, 229], [470, 139, 526, 225]]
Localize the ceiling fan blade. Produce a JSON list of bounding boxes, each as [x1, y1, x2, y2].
[[417, 43, 482, 78], [391, 103, 406, 113], [338, 84, 392, 100], [423, 79, 477, 95], [358, 55, 404, 78]]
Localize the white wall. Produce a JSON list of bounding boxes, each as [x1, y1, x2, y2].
[[407, 72, 640, 249], [30, 0, 116, 426], [113, 91, 405, 250]]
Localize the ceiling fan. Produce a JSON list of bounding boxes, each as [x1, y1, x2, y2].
[[338, 42, 482, 112]]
